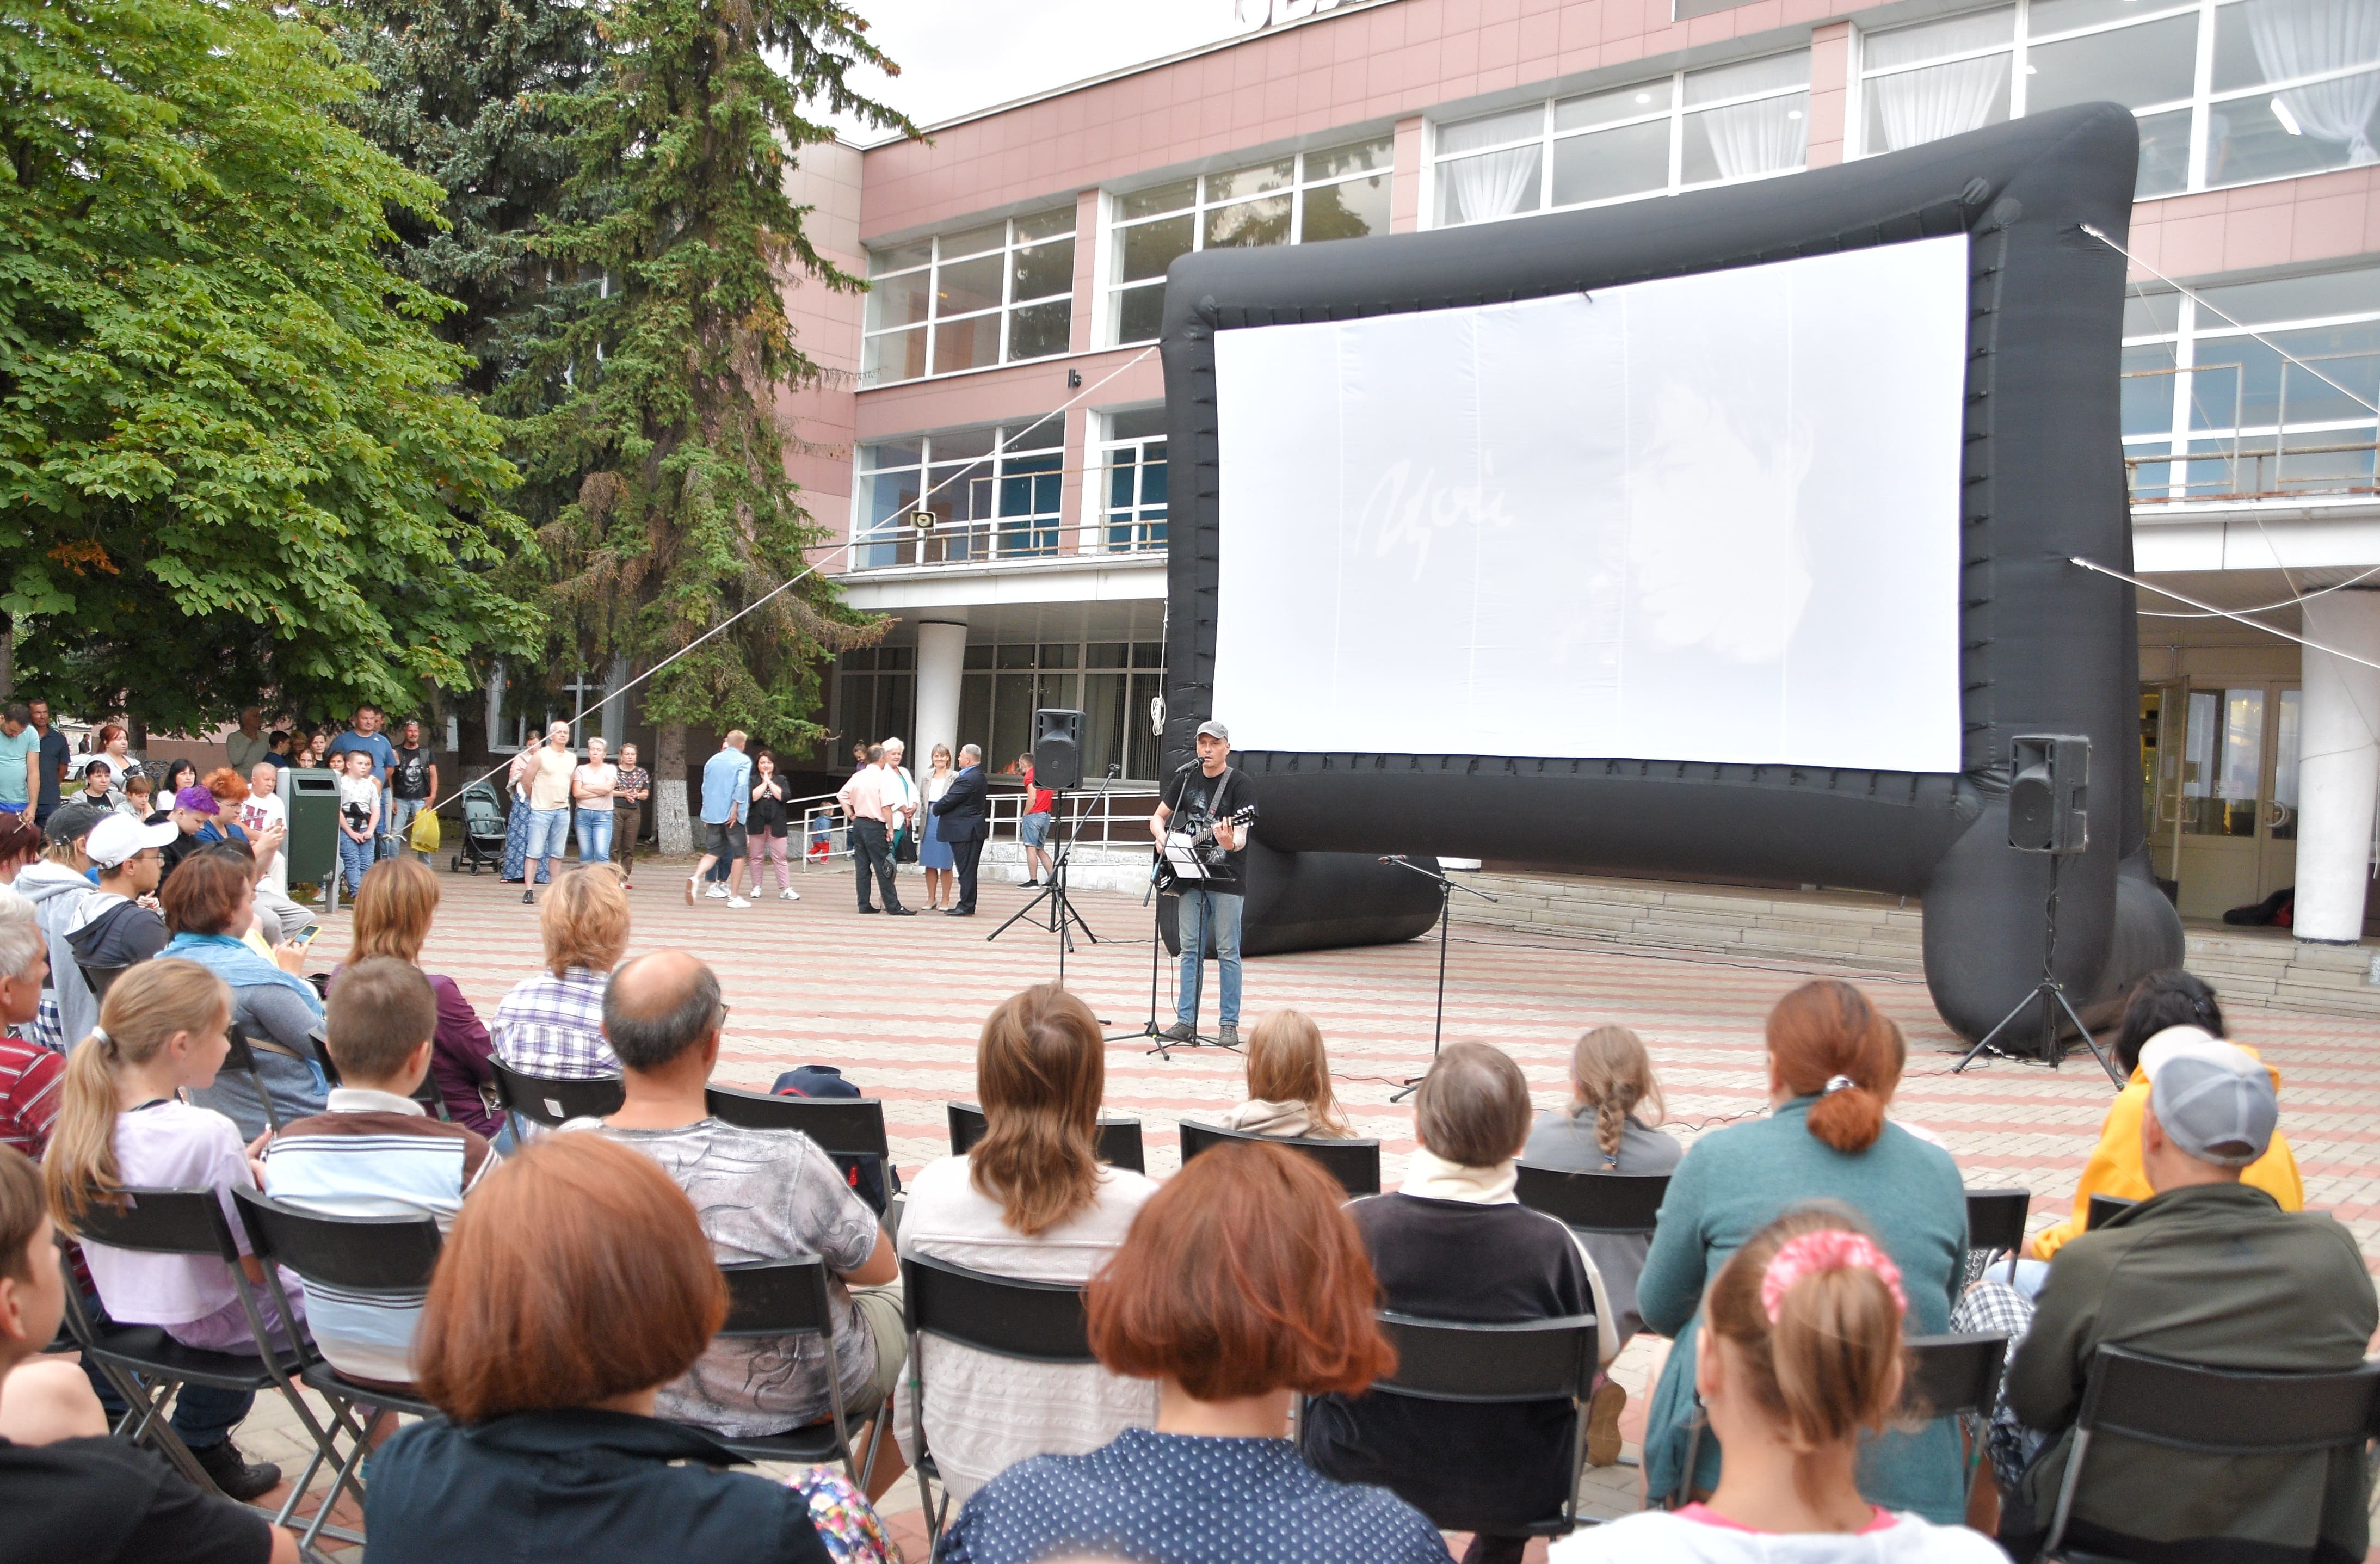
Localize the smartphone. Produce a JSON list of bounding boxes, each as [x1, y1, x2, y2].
[[291, 923, 323, 948]]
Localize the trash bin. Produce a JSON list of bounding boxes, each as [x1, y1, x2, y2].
[[285, 768, 341, 892]]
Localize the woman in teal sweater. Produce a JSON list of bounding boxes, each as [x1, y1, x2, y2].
[[1637, 978, 1969, 1521]]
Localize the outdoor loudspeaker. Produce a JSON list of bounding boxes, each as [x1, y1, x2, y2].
[[1032, 709, 1086, 792], [2009, 735, 2089, 854]]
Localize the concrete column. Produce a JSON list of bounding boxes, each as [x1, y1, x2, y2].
[[915, 620, 969, 764], [2293, 592, 2380, 942]]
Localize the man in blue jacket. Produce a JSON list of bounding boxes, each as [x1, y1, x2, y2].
[[930, 743, 988, 916]]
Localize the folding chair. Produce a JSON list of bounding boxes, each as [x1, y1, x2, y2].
[[710, 1085, 889, 1160], [1904, 1330, 2012, 1510], [902, 1252, 1094, 1544], [692, 1258, 886, 1486], [77, 962, 128, 1004], [1963, 1187, 2031, 1284], [946, 1101, 1148, 1174], [1176, 1118, 1381, 1196], [1312, 1310, 1603, 1538], [230, 1189, 445, 1549], [2040, 1346, 2380, 1560], [488, 1057, 624, 1131], [52, 1186, 360, 1540], [220, 1026, 285, 1135], [2086, 1193, 2136, 1231], [1513, 1165, 1669, 1234]]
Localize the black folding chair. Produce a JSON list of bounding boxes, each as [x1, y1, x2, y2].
[[52, 1187, 359, 1540], [693, 1258, 885, 1486], [902, 1252, 1095, 1543], [1963, 1187, 2031, 1284], [947, 1101, 1148, 1174], [488, 1057, 624, 1131], [218, 1026, 284, 1135], [1314, 1310, 1602, 1537], [709, 1085, 889, 1159], [2086, 1193, 2136, 1231], [1177, 1118, 1380, 1196], [230, 1190, 445, 1548], [1514, 1165, 1669, 1233], [1904, 1331, 2012, 1508], [2040, 1346, 2380, 1559]]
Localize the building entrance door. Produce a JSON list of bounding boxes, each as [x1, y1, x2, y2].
[[2166, 681, 2299, 921]]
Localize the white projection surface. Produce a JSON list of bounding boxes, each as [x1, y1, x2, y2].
[[1210, 235, 1970, 773]]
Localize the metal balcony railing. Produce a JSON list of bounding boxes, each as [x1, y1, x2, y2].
[[2123, 352, 2380, 504], [848, 513, 1166, 571]]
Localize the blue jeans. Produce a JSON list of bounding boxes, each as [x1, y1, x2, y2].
[[338, 833, 374, 894], [575, 810, 613, 864], [77, 1292, 253, 1448], [1176, 886, 1244, 1030], [525, 806, 570, 869], [385, 796, 423, 861]]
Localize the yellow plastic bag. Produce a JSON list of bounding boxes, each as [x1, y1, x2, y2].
[[409, 807, 442, 854]]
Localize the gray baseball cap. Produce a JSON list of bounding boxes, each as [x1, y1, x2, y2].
[[1195, 720, 1229, 743], [44, 801, 106, 846], [2144, 1031, 2277, 1168]]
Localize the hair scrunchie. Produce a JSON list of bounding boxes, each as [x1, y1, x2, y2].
[[1822, 1074, 1856, 1094], [1760, 1229, 1907, 1323]]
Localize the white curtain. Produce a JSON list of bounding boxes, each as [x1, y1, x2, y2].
[[1872, 55, 2010, 151], [1444, 144, 1542, 224], [2248, 0, 2380, 164], [1700, 95, 1810, 180]]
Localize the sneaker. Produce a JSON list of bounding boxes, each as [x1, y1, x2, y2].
[[1586, 1379, 1627, 1467], [1217, 1024, 1241, 1048], [1158, 1021, 1197, 1043], [521, 890, 535, 905], [191, 1438, 282, 1503], [1022, 878, 1041, 888], [685, 876, 698, 906], [726, 896, 751, 909], [705, 882, 729, 900], [779, 889, 799, 901]]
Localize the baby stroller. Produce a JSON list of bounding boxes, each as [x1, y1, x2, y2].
[[451, 780, 508, 875]]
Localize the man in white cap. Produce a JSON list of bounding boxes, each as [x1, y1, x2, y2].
[[2002, 1030, 2377, 1563], [1148, 718, 1255, 1047], [65, 812, 178, 971]]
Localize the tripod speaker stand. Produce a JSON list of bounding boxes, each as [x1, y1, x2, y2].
[[1382, 855, 1497, 1103], [987, 763, 1115, 987]]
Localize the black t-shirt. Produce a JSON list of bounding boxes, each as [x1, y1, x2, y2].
[[0, 1433, 271, 1564], [392, 744, 433, 800], [36, 729, 69, 814], [1160, 765, 1256, 890]]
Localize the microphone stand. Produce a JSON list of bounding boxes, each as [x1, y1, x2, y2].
[[1380, 855, 1497, 1104], [989, 763, 1114, 988]]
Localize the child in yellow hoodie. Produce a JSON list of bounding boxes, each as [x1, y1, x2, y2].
[[2027, 971, 2301, 1265]]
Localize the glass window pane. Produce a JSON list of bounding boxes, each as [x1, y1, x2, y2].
[[1115, 281, 1167, 344], [940, 221, 1007, 260], [861, 327, 925, 386], [2135, 106, 2194, 198], [868, 240, 932, 276], [934, 426, 998, 462], [1118, 178, 1197, 220], [2122, 345, 2181, 437], [934, 253, 1003, 317], [2181, 687, 2263, 837], [1556, 78, 1676, 132], [1015, 207, 1076, 242], [1205, 158, 1294, 202], [1001, 418, 1064, 454], [2273, 322, 2380, 424], [859, 439, 923, 472], [2025, 14, 2199, 112], [2271, 688, 2300, 839], [2216, 0, 2380, 93], [1119, 214, 1194, 282], [1107, 407, 1167, 441], [1864, 56, 2011, 153], [1436, 144, 1544, 225], [1438, 104, 1544, 156], [1132, 642, 1163, 668], [1301, 173, 1389, 241], [1551, 118, 1672, 205], [1863, 9, 2015, 73], [2194, 266, 2380, 328], [1203, 193, 1292, 249], [2030, 0, 2194, 36], [1683, 93, 1809, 183], [1685, 51, 1810, 104], [1037, 641, 1078, 668], [2204, 70, 2380, 188], [1109, 457, 1137, 509], [1305, 136, 1394, 180], [1087, 642, 1130, 668], [1010, 238, 1075, 302], [1006, 299, 1070, 361], [963, 645, 992, 670], [995, 643, 1036, 669], [2124, 290, 2181, 338], [864, 269, 932, 332]]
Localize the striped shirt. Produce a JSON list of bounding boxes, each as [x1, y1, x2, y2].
[[262, 1089, 496, 1384], [0, 1035, 64, 1157], [488, 967, 618, 1080]]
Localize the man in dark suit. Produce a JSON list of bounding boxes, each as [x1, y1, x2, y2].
[[932, 743, 989, 915]]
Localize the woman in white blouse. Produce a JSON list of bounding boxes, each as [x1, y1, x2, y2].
[[895, 983, 1159, 1509]]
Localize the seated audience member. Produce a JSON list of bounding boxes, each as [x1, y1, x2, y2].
[[0, 891, 61, 1156], [2020, 971, 2299, 1273], [159, 783, 229, 883], [116, 772, 152, 821], [364, 1134, 846, 1564], [195, 769, 256, 853], [941, 1140, 1449, 1564], [1304, 1042, 1605, 1564], [1209, 1008, 1354, 1138], [18, 802, 103, 1052], [336, 859, 501, 1136], [76, 759, 119, 814], [896, 984, 1161, 1503], [261, 957, 495, 1386], [66, 814, 176, 974], [0, 1146, 299, 1564], [1550, 1208, 2005, 1564], [1638, 980, 1966, 1520], [591, 951, 908, 1498], [489, 866, 627, 1081], [43, 959, 300, 1500], [1998, 1035, 2377, 1564], [162, 852, 326, 1139]]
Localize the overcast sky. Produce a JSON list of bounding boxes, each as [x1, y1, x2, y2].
[[821, 2, 1250, 144]]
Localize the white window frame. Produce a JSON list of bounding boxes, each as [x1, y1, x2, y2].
[[1851, 0, 2380, 200], [1421, 50, 1812, 231], [861, 211, 1076, 389], [848, 421, 1070, 569], [1094, 407, 1170, 555], [1103, 136, 1395, 347]]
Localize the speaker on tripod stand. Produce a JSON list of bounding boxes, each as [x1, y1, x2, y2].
[[1032, 709, 1084, 791]]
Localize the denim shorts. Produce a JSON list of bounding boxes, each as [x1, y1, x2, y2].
[[705, 820, 748, 859], [1019, 810, 1051, 847], [525, 806, 571, 859]]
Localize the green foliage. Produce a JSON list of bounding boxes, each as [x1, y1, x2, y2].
[[527, 0, 912, 747], [0, 0, 539, 729]]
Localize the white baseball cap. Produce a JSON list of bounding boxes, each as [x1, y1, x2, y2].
[[84, 812, 179, 869]]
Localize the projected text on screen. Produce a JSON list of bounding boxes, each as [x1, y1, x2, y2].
[[1209, 234, 1970, 773]]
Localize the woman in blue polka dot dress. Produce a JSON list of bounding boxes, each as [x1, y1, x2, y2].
[[935, 1141, 1452, 1564]]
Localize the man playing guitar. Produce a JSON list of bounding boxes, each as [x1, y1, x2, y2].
[[1150, 719, 1256, 1047]]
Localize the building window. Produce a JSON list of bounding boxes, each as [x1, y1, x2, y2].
[[2122, 263, 2380, 501], [959, 639, 1168, 781], [1857, 0, 2380, 200], [1429, 51, 1810, 229], [862, 209, 1076, 387], [1097, 408, 1168, 553], [836, 646, 916, 756], [852, 420, 1065, 569], [1106, 136, 1392, 346]]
